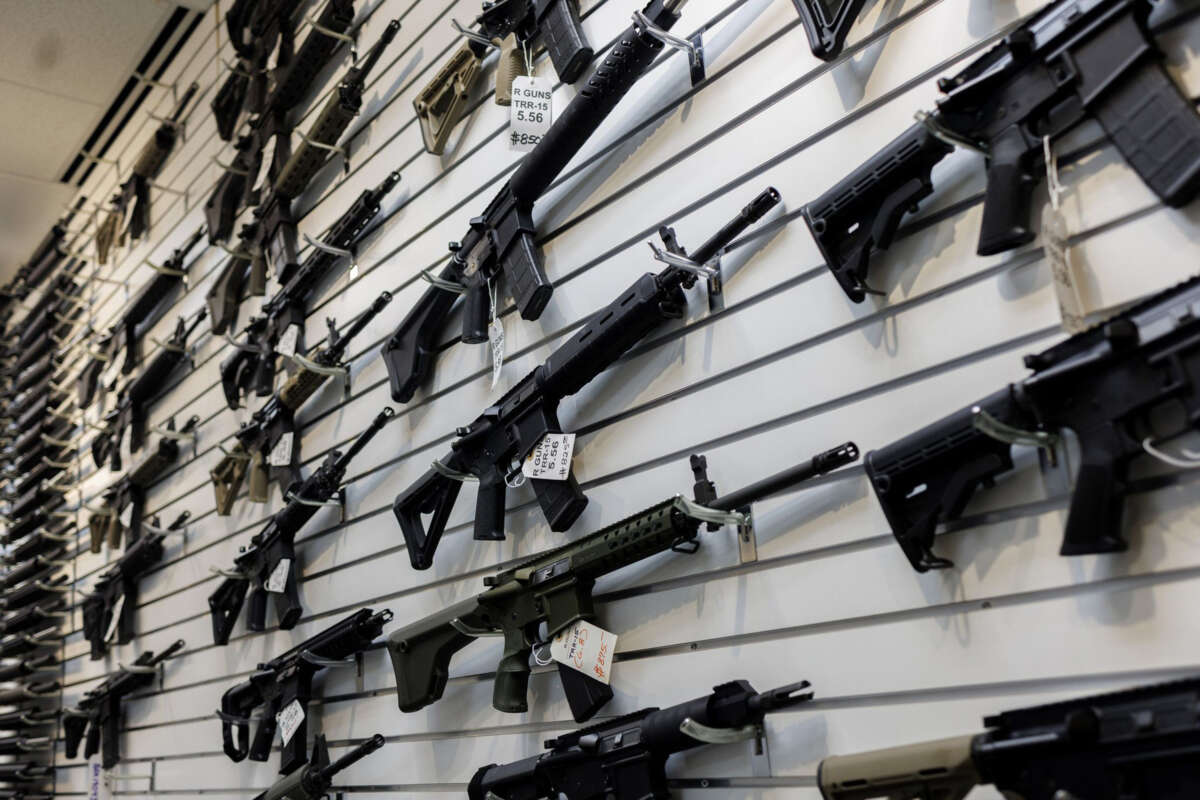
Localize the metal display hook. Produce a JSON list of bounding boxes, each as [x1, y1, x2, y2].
[[305, 13, 358, 60], [296, 129, 350, 173], [421, 268, 468, 294], [632, 9, 705, 84]]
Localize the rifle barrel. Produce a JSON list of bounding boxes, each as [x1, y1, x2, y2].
[[690, 187, 780, 264], [318, 733, 385, 781], [711, 442, 858, 512]]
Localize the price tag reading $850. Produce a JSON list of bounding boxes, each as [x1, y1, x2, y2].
[[522, 432, 575, 481], [509, 76, 553, 153]]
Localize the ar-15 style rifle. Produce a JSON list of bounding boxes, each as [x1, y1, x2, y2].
[[62, 639, 185, 769], [389, 444, 857, 719], [470, 679, 813, 799], [219, 171, 399, 408], [393, 186, 779, 569], [218, 607, 392, 774], [97, 227, 206, 388], [91, 310, 205, 472], [206, 0, 359, 240], [802, 0, 1200, 303], [250, 20, 400, 285], [818, 674, 1200, 800], [211, 291, 392, 515], [0, 655, 56, 684], [80, 513, 189, 660], [254, 734, 384, 800], [0, 763, 52, 784], [866, 273, 1200, 572], [381, 0, 690, 403], [89, 416, 199, 553], [415, 0, 592, 155], [95, 84, 199, 262], [208, 408, 392, 644]]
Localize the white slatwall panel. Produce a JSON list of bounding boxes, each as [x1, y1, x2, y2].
[[16, 0, 1199, 795]]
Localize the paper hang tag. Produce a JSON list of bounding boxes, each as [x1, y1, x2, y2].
[[268, 431, 294, 467], [521, 432, 575, 481], [275, 324, 300, 358], [549, 620, 616, 685], [104, 594, 125, 643], [489, 316, 505, 390], [276, 698, 304, 746], [509, 75, 553, 152], [118, 503, 133, 529], [87, 758, 112, 800], [1043, 204, 1087, 334], [265, 558, 291, 593]]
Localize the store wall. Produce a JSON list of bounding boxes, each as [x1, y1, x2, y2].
[[40, 0, 1200, 795]]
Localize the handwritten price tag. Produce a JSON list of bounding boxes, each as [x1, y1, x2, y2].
[[266, 558, 291, 593], [550, 620, 617, 685], [275, 324, 300, 358], [268, 432, 293, 467], [277, 699, 304, 746], [509, 76, 552, 153], [489, 317, 505, 389], [521, 432, 575, 481]]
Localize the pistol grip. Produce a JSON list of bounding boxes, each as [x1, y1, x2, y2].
[[85, 719, 102, 760], [977, 127, 1038, 256], [248, 703, 278, 763], [495, 34, 527, 107], [1060, 426, 1131, 557], [473, 475, 507, 541], [209, 578, 249, 646], [394, 465, 464, 570], [248, 254, 267, 296], [247, 585, 269, 633], [101, 716, 121, 769], [532, 473, 588, 532], [462, 277, 491, 345], [1091, 57, 1200, 208], [537, 0, 592, 83], [272, 551, 303, 631], [493, 627, 532, 713], [248, 453, 270, 504]]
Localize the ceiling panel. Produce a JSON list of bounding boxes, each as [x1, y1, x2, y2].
[[0, 173, 78, 283], [0, 81, 101, 181]]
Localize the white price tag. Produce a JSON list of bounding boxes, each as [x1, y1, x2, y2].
[[104, 594, 125, 643], [118, 502, 133, 529], [509, 76, 553, 152], [1044, 204, 1086, 334], [268, 431, 294, 467], [275, 324, 300, 358], [549, 620, 616, 685], [489, 316, 505, 390], [265, 558, 291, 593], [521, 432, 575, 481], [276, 698, 304, 746], [87, 757, 112, 800]]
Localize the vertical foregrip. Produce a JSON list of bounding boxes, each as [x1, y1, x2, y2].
[[508, 2, 679, 201]]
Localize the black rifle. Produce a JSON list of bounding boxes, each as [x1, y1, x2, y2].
[[15, 204, 81, 292], [104, 227, 206, 381], [219, 172, 399, 408], [867, 274, 1200, 572], [95, 84, 199, 260], [206, 0, 358, 240], [91, 310, 205, 471], [207, 223, 260, 335], [209, 408, 392, 644], [0, 620, 62, 659], [381, 0, 689, 403], [250, 20, 400, 286], [390, 445, 855, 720], [415, 0, 592, 154], [0, 655, 56, 683], [469, 679, 812, 799], [218, 607, 392, 774], [819, 674, 1200, 799], [90, 417, 199, 552], [0, 683, 57, 708], [211, 291, 392, 514], [254, 734, 384, 800], [0, 558, 65, 593], [62, 639, 185, 769], [80, 513, 188, 659], [0, 763, 51, 784], [803, 0, 1200, 302], [393, 187, 779, 569], [0, 600, 64, 637], [211, 0, 351, 142], [5, 523, 73, 567]]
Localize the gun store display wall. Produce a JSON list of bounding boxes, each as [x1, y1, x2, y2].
[[4, 0, 1200, 797]]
